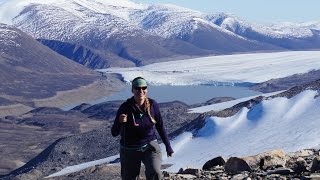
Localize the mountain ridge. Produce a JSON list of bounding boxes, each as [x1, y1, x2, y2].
[[0, 0, 299, 69], [0, 23, 124, 115]]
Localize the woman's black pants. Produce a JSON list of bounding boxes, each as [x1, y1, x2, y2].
[[120, 141, 162, 180]]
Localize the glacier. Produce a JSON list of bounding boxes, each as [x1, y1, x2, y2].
[[98, 51, 320, 86]]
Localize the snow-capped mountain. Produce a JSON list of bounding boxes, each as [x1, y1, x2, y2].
[[206, 13, 320, 39], [206, 13, 320, 49], [130, 4, 281, 53], [0, 0, 211, 68], [130, 4, 205, 39], [0, 0, 319, 68], [131, 4, 320, 51], [0, 0, 285, 68]]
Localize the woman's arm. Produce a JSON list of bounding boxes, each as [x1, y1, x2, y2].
[[153, 100, 174, 156], [111, 103, 127, 136]]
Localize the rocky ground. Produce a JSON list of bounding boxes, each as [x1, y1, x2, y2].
[[163, 148, 320, 180], [0, 99, 201, 178], [0, 73, 125, 117], [0, 108, 106, 175], [250, 69, 320, 93], [16, 148, 320, 180], [0, 73, 125, 175]]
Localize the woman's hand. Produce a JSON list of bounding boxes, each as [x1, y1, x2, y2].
[[119, 114, 127, 123], [167, 151, 173, 157], [167, 149, 174, 157]]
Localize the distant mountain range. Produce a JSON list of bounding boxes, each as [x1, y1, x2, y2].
[[206, 13, 320, 50], [1, 0, 319, 69]]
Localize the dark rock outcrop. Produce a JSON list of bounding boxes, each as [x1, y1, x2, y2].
[[81, 100, 124, 121], [292, 157, 307, 174], [27, 107, 64, 114], [250, 70, 320, 93], [311, 156, 320, 173], [202, 156, 225, 171], [224, 157, 252, 174], [70, 103, 92, 112]]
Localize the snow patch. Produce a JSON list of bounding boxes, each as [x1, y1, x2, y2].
[[45, 155, 119, 178], [0, 24, 21, 49], [189, 91, 283, 113], [164, 90, 320, 172]]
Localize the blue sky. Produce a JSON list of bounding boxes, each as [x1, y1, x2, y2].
[[132, 0, 320, 24]]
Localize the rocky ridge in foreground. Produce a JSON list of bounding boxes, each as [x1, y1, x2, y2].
[[0, 100, 200, 179], [163, 148, 320, 180], [42, 148, 320, 180]]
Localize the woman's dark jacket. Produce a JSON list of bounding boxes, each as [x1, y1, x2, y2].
[[111, 97, 173, 154]]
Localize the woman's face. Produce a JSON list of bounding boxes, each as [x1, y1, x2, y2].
[[132, 86, 148, 101]]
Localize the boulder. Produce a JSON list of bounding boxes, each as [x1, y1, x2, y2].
[[307, 173, 320, 179], [178, 168, 201, 176], [292, 149, 314, 157], [225, 157, 251, 174], [242, 149, 286, 169], [231, 172, 249, 180], [202, 156, 226, 171], [311, 156, 320, 173], [266, 168, 294, 175], [292, 157, 307, 174]]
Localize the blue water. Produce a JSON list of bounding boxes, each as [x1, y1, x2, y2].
[[92, 85, 260, 105]]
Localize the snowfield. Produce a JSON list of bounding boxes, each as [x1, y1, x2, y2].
[[0, 0, 145, 25], [165, 90, 320, 171], [45, 155, 119, 178], [188, 91, 284, 113], [99, 51, 320, 86]]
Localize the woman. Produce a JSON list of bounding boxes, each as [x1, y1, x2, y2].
[[111, 77, 174, 180]]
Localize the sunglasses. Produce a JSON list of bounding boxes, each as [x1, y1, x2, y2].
[[134, 86, 147, 90]]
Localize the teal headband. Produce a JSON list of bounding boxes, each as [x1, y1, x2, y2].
[[132, 78, 147, 88]]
